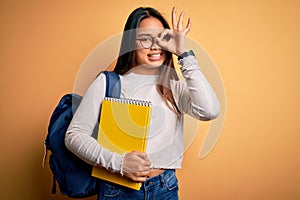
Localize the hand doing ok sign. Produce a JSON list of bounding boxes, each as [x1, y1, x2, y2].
[[157, 7, 192, 56]]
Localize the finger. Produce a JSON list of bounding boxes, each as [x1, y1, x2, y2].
[[135, 153, 152, 166], [137, 171, 150, 177], [158, 29, 173, 41], [125, 172, 147, 182], [178, 11, 184, 31], [141, 157, 151, 167], [134, 176, 147, 182], [172, 7, 177, 30], [135, 152, 148, 160], [143, 160, 151, 167], [183, 17, 192, 35], [132, 150, 146, 158]]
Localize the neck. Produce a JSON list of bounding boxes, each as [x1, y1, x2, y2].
[[130, 64, 160, 75]]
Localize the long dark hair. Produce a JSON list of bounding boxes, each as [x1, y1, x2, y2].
[[113, 7, 180, 114]]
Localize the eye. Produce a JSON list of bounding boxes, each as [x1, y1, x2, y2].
[[139, 37, 152, 42]]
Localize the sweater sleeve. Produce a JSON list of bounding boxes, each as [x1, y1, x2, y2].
[[65, 73, 123, 173], [176, 55, 220, 121]]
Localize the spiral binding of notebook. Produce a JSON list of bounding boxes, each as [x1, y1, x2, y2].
[[104, 97, 152, 107]]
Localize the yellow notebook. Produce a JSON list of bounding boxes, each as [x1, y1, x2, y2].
[[92, 97, 152, 190]]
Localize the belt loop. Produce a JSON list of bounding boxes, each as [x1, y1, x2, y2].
[[159, 170, 166, 188]]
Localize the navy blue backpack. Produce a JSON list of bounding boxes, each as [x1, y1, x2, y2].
[[44, 71, 121, 198]]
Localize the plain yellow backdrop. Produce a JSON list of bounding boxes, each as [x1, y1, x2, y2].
[[1, 0, 299, 200]]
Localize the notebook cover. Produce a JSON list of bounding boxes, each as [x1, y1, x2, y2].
[[92, 97, 151, 190]]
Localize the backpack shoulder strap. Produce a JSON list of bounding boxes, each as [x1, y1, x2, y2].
[[102, 71, 121, 98]]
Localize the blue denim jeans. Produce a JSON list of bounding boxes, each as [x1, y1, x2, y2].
[[97, 169, 179, 200]]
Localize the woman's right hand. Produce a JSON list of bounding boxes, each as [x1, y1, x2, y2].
[[122, 151, 151, 182]]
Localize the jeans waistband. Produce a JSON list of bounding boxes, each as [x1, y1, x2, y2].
[[142, 169, 175, 190]]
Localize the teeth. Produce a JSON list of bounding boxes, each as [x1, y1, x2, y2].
[[149, 54, 160, 57]]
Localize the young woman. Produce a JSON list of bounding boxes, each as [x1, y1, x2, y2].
[[65, 7, 219, 200]]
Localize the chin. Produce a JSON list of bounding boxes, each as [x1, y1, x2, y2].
[[148, 59, 165, 66], [148, 62, 163, 68]]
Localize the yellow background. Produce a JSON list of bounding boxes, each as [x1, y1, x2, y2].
[[1, 0, 299, 199]]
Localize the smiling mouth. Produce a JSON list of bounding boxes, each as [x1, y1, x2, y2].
[[148, 53, 162, 61]]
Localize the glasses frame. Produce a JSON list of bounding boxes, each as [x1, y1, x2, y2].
[[136, 36, 156, 49]]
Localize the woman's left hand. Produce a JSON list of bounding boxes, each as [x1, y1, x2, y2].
[[157, 7, 192, 56]]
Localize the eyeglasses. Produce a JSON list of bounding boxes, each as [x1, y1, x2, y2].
[[136, 37, 156, 49]]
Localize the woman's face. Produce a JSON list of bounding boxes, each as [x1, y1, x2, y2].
[[134, 17, 166, 74]]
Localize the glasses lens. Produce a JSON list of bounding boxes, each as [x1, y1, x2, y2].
[[140, 38, 152, 48]]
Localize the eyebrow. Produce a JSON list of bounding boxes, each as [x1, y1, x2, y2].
[[137, 33, 152, 37]]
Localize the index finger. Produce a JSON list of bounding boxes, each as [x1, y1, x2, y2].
[[135, 152, 148, 160]]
